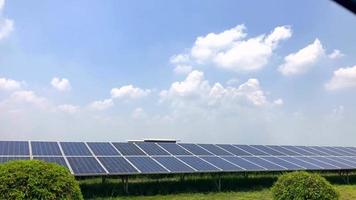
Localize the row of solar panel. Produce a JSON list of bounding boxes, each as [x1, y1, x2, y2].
[[2, 141, 356, 157], [1, 155, 356, 176]]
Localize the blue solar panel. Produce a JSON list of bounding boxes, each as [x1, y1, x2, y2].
[[98, 157, 138, 174], [295, 157, 339, 170], [87, 142, 120, 156], [280, 157, 323, 170], [112, 142, 146, 156], [242, 156, 286, 171], [200, 156, 245, 171], [344, 147, 356, 155], [67, 157, 106, 175], [233, 145, 269, 156], [296, 146, 329, 156], [179, 143, 212, 155], [34, 157, 68, 168], [198, 144, 232, 155], [216, 144, 251, 156], [60, 142, 91, 156], [251, 145, 285, 156], [223, 157, 265, 171], [281, 146, 315, 156], [330, 147, 356, 156], [266, 146, 301, 156], [331, 157, 356, 168], [0, 157, 29, 163], [153, 157, 195, 172], [0, 141, 29, 155], [157, 143, 192, 155], [177, 156, 220, 172], [313, 146, 343, 156], [31, 141, 62, 156], [126, 156, 168, 173], [134, 143, 169, 155], [313, 157, 353, 169], [261, 156, 304, 170]]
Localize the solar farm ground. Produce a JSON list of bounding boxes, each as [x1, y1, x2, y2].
[[79, 173, 356, 199]]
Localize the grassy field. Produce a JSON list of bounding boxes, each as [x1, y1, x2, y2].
[[79, 173, 356, 200]]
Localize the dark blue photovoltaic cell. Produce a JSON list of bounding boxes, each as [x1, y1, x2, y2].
[[261, 156, 304, 170], [310, 146, 341, 156], [98, 157, 138, 174], [345, 147, 356, 155], [200, 156, 245, 171], [223, 157, 265, 171], [67, 157, 106, 175], [342, 157, 356, 166], [296, 146, 329, 156], [216, 144, 251, 156], [281, 146, 315, 156], [313, 157, 353, 169], [60, 142, 91, 156], [34, 157, 68, 168], [179, 144, 212, 155], [267, 146, 301, 156], [331, 147, 356, 156], [157, 143, 192, 155], [87, 142, 120, 156], [234, 145, 268, 156], [134, 143, 169, 155], [281, 157, 323, 170], [31, 141, 61, 156], [296, 157, 339, 170], [0, 157, 29, 163], [0, 141, 29, 155], [153, 157, 195, 172], [198, 144, 232, 156], [251, 145, 285, 156], [331, 157, 356, 168], [112, 143, 146, 156], [126, 156, 168, 173], [177, 156, 220, 172], [243, 156, 286, 170]]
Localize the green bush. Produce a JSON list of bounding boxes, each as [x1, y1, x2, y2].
[[0, 159, 83, 200], [271, 171, 339, 200]]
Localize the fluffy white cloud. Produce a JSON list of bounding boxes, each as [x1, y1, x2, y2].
[[328, 49, 344, 59], [160, 70, 273, 108], [131, 107, 147, 119], [89, 99, 113, 111], [172, 25, 292, 73], [174, 65, 192, 75], [0, 0, 14, 40], [273, 98, 284, 106], [57, 104, 79, 114], [278, 39, 325, 76], [325, 65, 356, 90], [10, 90, 48, 109], [51, 77, 71, 91], [0, 77, 22, 91], [111, 85, 150, 99]]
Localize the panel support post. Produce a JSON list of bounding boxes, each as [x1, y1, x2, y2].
[[214, 174, 222, 192], [121, 176, 129, 194]]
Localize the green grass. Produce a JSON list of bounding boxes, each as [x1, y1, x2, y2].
[[79, 173, 356, 200]]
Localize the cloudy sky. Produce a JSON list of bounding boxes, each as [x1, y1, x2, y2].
[[0, 0, 355, 145]]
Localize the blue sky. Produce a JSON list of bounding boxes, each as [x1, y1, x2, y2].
[[0, 0, 356, 145]]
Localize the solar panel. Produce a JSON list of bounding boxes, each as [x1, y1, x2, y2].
[[216, 144, 251, 156], [198, 144, 232, 156], [331, 156, 356, 168], [134, 142, 169, 155], [234, 145, 269, 156], [0, 141, 29, 155], [179, 143, 212, 155], [281, 146, 315, 156], [330, 147, 356, 156], [177, 156, 220, 172], [310, 146, 342, 156], [280, 157, 323, 170], [266, 145, 301, 156], [87, 142, 120, 156], [242, 156, 286, 171], [296, 146, 329, 156], [200, 156, 245, 171], [157, 143, 192, 155], [66, 157, 106, 175], [126, 156, 168, 173], [295, 157, 339, 170], [31, 141, 62, 156], [153, 156, 195, 172], [33, 157, 68, 168], [251, 145, 285, 156], [223, 156, 265, 171], [261, 156, 304, 170], [60, 142, 92, 156], [98, 157, 139, 174], [313, 157, 353, 169], [0, 157, 29, 163], [112, 142, 146, 156]]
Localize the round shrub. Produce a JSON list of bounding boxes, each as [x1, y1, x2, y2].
[[0, 159, 83, 200], [271, 171, 338, 200]]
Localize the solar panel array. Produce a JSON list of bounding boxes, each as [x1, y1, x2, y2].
[[1, 141, 356, 176]]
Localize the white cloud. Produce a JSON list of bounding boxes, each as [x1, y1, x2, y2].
[[170, 54, 190, 64], [273, 99, 284, 106], [0, 0, 4, 10], [51, 77, 71, 92], [328, 49, 344, 59], [174, 65, 192, 75], [325, 65, 356, 90], [172, 25, 292, 73], [57, 104, 79, 114], [10, 90, 48, 109], [131, 107, 147, 119], [226, 78, 239, 86], [89, 99, 113, 111], [0, 0, 14, 40], [0, 77, 22, 91], [278, 39, 325, 76], [111, 85, 150, 99]]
